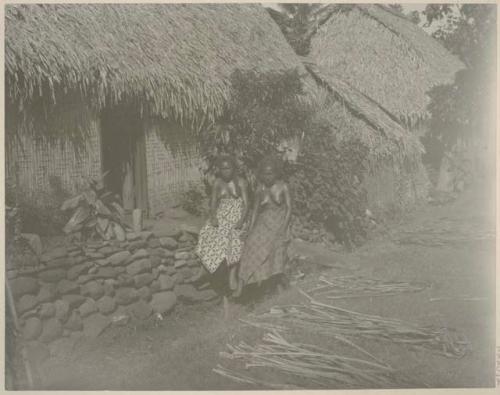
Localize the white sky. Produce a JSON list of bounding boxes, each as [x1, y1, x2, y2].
[[261, 3, 459, 34]]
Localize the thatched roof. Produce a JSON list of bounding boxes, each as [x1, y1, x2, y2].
[[308, 4, 464, 125], [301, 58, 424, 167], [6, 4, 305, 126]]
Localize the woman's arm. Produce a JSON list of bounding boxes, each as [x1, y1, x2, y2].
[[282, 183, 292, 235], [235, 178, 249, 229], [248, 186, 261, 231], [209, 179, 220, 227]]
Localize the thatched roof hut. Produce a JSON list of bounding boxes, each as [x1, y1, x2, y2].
[[6, 4, 305, 128], [308, 4, 463, 127], [6, 4, 306, 215]]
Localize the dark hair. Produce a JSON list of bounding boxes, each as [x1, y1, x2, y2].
[[258, 155, 283, 178]]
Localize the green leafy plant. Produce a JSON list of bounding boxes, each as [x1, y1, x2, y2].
[[289, 119, 370, 247], [61, 172, 128, 241], [181, 187, 208, 217]]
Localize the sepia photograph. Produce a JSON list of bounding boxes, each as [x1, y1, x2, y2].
[[3, 1, 497, 391]]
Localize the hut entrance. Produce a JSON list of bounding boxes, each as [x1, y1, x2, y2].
[[100, 107, 148, 216]]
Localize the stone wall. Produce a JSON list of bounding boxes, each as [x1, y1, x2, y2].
[[7, 228, 217, 358]]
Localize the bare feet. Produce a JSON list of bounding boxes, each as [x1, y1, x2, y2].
[[232, 279, 243, 298], [229, 265, 238, 291]]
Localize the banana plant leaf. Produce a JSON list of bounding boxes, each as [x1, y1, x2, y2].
[[97, 217, 110, 233], [110, 202, 125, 218], [95, 200, 112, 216], [83, 189, 97, 206], [61, 194, 83, 211], [63, 205, 91, 234]]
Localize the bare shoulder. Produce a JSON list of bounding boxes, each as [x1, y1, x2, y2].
[[278, 180, 290, 192], [236, 176, 248, 189]]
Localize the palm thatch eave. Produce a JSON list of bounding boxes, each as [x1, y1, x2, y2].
[[6, 4, 306, 131]]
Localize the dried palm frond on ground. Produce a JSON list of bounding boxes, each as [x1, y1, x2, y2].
[[245, 294, 470, 359], [215, 331, 418, 389], [303, 275, 427, 299], [394, 228, 494, 247]]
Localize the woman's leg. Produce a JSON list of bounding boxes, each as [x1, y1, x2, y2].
[[229, 263, 239, 290]]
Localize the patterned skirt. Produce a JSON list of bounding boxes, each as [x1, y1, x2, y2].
[[196, 197, 243, 274], [239, 201, 290, 286]]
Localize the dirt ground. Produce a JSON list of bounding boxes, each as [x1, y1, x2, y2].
[[34, 180, 496, 390]]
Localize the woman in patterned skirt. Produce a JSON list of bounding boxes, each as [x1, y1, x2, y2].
[[188, 155, 249, 293], [234, 156, 292, 297]]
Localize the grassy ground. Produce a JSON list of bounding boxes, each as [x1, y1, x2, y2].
[[35, 181, 496, 390]]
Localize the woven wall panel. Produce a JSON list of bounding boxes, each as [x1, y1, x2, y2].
[[6, 115, 102, 208], [145, 124, 203, 216]]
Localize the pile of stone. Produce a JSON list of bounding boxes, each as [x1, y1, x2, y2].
[[8, 227, 218, 358]]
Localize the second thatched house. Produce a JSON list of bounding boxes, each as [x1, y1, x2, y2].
[[300, 4, 463, 213], [6, 4, 306, 217]]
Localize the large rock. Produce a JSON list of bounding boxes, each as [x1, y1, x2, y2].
[[174, 260, 187, 269], [83, 313, 110, 338], [150, 256, 162, 268], [127, 258, 151, 276], [79, 299, 98, 318], [117, 274, 135, 288], [10, 277, 40, 299], [56, 279, 80, 295], [108, 251, 132, 266], [150, 292, 177, 315], [46, 257, 71, 269], [17, 294, 38, 314], [110, 307, 130, 327], [137, 286, 152, 301], [39, 269, 67, 283], [128, 240, 147, 252], [94, 267, 117, 279], [77, 274, 97, 285], [54, 300, 71, 322], [134, 273, 154, 288], [139, 231, 154, 241], [98, 246, 116, 257], [126, 233, 141, 241], [150, 280, 161, 293], [23, 317, 42, 340], [128, 300, 152, 321], [67, 263, 90, 281], [181, 223, 201, 236], [158, 274, 175, 291], [159, 237, 178, 250], [115, 287, 139, 305], [174, 251, 191, 260], [41, 247, 67, 263], [62, 294, 86, 309], [131, 249, 149, 261], [148, 238, 161, 249], [81, 281, 105, 300], [39, 303, 56, 319], [103, 281, 116, 297], [178, 267, 195, 281], [39, 318, 63, 343], [64, 311, 83, 331], [97, 296, 116, 315]]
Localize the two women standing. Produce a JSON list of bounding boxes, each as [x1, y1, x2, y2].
[[191, 155, 292, 300]]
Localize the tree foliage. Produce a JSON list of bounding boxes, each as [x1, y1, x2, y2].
[[424, 4, 496, 156], [200, 69, 370, 245]]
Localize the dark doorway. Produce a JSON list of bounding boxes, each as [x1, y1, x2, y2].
[[100, 106, 148, 216]]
